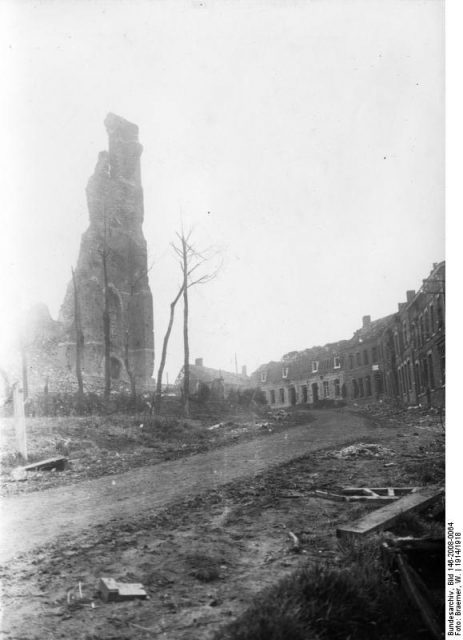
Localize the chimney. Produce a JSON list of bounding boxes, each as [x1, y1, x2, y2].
[[362, 315, 371, 328], [241, 365, 247, 377], [195, 358, 204, 367], [406, 290, 415, 303]]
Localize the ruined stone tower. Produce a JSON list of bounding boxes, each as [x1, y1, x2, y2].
[[59, 113, 154, 384]]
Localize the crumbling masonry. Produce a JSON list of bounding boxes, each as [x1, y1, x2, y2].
[[59, 114, 154, 384]]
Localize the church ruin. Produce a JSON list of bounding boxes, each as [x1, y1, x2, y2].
[[59, 113, 154, 384], [6, 114, 155, 396]]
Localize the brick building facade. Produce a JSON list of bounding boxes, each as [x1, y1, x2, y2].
[[252, 262, 445, 410]]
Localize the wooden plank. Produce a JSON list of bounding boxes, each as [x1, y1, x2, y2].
[[336, 486, 444, 539], [23, 457, 68, 472], [312, 490, 347, 502]]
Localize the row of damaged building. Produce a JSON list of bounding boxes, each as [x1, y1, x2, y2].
[[251, 261, 445, 409]]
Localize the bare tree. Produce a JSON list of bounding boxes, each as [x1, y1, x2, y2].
[[71, 267, 84, 397], [171, 229, 220, 417], [153, 283, 184, 414], [97, 200, 112, 401]]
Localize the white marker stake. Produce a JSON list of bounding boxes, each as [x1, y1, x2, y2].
[[13, 385, 28, 461]]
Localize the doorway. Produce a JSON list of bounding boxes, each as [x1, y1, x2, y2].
[[311, 382, 319, 404]]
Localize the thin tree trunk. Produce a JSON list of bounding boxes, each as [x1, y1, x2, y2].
[[124, 329, 137, 406], [154, 284, 184, 414], [182, 237, 190, 418], [102, 249, 111, 400], [72, 267, 84, 397]]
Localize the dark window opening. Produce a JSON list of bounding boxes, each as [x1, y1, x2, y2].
[[334, 379, 341, 397], [363, 350, 369, 365], [279, 388, 285, 404], [372, 347, 378, 363], [301, 385, 308, 403], [349, 354, 354, 369], [365, 376, 372, 396], [356, 352, 361, 366], [352, 379, 359, 398], [323, 381, 329, 398], [358, 378, 364, 397], [270, 390, 276, 404], [374, 372, 383, 395]]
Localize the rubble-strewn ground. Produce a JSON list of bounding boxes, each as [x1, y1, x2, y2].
[[0, 406, 444, 640], [0, 407, 311, 497]]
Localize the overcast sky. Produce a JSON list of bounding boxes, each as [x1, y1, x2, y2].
[[0, 0, 444, 381]]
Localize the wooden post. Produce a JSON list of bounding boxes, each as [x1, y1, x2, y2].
[[13, 384, 27, 461]]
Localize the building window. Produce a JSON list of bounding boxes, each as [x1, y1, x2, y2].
[[282, 367, 289, 379], [352, 379, 359, 398], [407, 361, 412, 391], [356, 352, 361, 366], [260, 371, 267, 383], [270, 390, 276, 404], [349, 354, 354, 369], [430, 305, 435, 333], [403, 321, 408, 346], [365, 375, 372, 396], [333, 356, 341, 369], [312, 361, 319, 373], [428, 353, 435, 389], [424, 311, 430, 340], [279, 388, 285, 404], [374, 372, 383, 395], [334, 379, 340, 396], [372, 346, 378, 363], [323, 380, 329, 398], [358, 378, 364, 397], [363, 350, 369, 365]]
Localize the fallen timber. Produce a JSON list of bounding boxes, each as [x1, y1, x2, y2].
[[336, 485, 444, 539]]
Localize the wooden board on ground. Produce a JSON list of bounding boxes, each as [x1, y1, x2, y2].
[[341, 487, 418, 497], [99, 578, 148, 602], [336, 485, 444, 539], [23, 457, 68, 472]]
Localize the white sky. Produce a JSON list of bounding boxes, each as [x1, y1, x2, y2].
[[0, 0, 444, 382]]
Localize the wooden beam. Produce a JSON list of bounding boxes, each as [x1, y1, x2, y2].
[[336, 486, 444, 539], [23, 457, 68, 472]]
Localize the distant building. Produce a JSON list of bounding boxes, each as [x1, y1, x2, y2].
[[381, 262, 445, 408], [176, 358, 250, 400], [343, 314, 394, 403], [252, 342, 348, 407], [252, 262, 445, 409]]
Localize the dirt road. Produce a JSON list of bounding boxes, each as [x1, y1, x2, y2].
[[0, 409, 381, 563]]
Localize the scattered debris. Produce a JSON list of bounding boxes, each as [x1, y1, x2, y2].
[[208, 423, 224, 431], [331, 443, 394, 459], [98, 577, 148, 602], [23, 457, 68, 472], [287, 530, 301, 553], [336, 485, 444, 539], [311, 487, 418, 505]]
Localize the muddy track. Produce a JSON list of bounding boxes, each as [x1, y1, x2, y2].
[[0, 410, 382, 563]]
